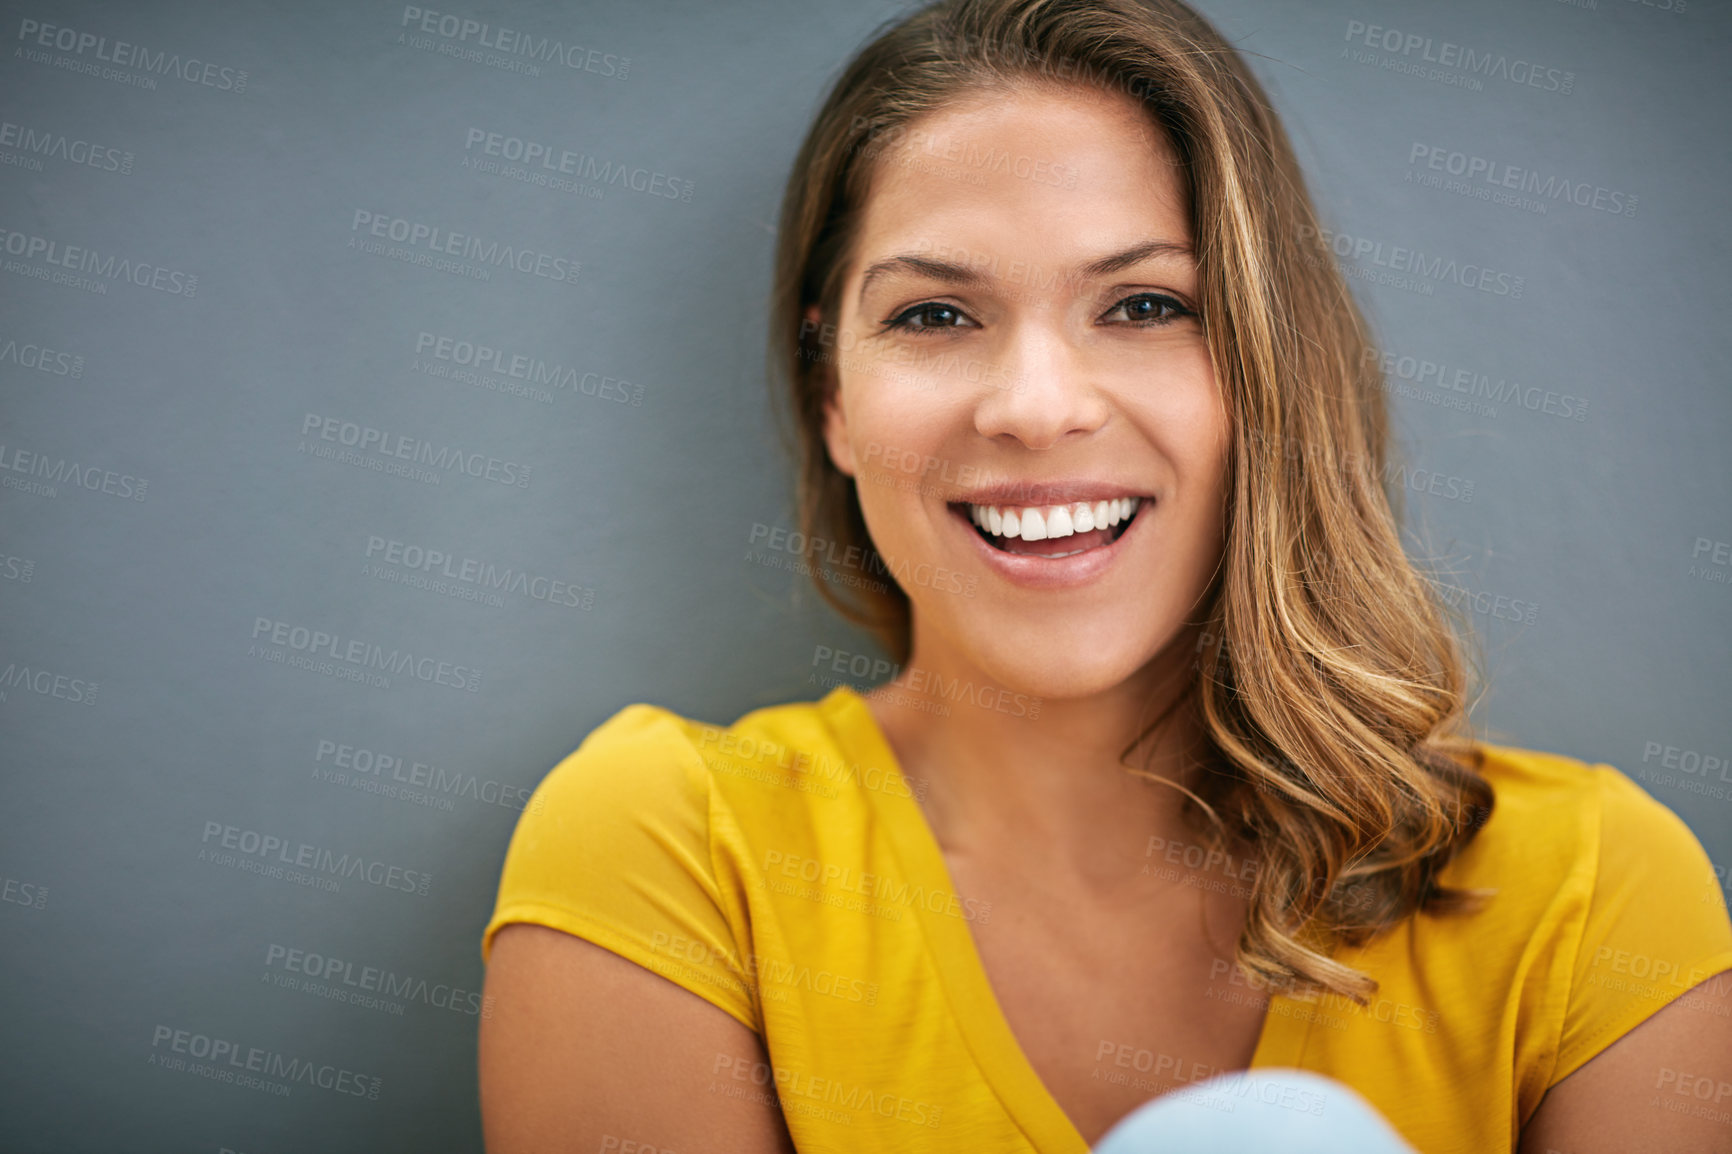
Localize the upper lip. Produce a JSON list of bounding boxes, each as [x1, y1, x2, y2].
[[947, 481, 1153, 507]]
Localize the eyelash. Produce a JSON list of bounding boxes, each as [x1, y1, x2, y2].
[[881, 292, 1194, 334]]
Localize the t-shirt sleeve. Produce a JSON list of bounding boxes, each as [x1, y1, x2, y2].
[[1550, 764, 1732, 1085], [480, 704, 761, 1032]]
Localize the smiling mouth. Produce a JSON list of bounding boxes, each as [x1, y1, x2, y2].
[[951, 497, 1145, 558]]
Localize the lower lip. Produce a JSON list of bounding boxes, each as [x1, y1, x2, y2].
[[951, 503, 1148, 590]]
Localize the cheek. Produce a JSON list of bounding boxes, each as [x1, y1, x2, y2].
[[1172, 430, 1230, 548], [1126, 362, 1228, 476], [842, 404, 937, 546], [844, 386, 962, 486], [1134, 376, 1229, 547]]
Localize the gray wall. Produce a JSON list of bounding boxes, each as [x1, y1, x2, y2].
[[1, 0, 1726, 1149]]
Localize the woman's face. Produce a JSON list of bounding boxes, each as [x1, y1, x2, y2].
[[821, 82, 1229, 701]]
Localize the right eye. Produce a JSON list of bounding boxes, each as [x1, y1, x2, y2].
[[883, 302, 977, 333]]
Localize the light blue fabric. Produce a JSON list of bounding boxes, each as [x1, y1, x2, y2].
[[1091, 1068, 1419, 1153]]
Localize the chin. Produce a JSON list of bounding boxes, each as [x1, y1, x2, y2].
[[950, 621, 1174, 705]]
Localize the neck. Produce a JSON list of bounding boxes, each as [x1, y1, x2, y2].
[[863, 629, 1216, 889]]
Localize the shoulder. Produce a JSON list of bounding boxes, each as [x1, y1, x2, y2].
[[1426, 741, 1732, 992], [1444, 742, 1732, 1076], [1456, 741, 1723, 898], [517, 694, 851, 844], [482, 695, 850, 1016], [546, 693, 850, 775], [527, 702, 709, 814]]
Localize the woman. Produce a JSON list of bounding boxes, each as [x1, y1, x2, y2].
[[476, 1, 1732, 1150]]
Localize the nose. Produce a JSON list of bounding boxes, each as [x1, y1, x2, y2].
[[970, 322, 1110, 450]]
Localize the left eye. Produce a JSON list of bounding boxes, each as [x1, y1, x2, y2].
[[1104, 294, 1190, 325]]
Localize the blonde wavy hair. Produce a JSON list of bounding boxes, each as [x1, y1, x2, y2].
[[768, 0, 1494, 1003]]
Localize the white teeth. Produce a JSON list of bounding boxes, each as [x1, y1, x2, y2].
[[964, 497, 1146, 544]]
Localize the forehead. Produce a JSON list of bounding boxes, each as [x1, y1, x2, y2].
[[847, 82, 1191, 288]]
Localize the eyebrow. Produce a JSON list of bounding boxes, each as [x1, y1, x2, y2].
[[856, 239, 1194, 305]]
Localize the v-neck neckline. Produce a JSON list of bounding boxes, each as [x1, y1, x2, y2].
[[817, 685, 1312, 1152]]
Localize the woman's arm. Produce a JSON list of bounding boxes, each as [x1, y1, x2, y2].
[[1519, 968, 1732, 1153], [480, 923, 798, 1154]]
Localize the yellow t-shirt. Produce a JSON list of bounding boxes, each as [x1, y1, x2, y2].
[[480, 686, 1732, 1153]]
